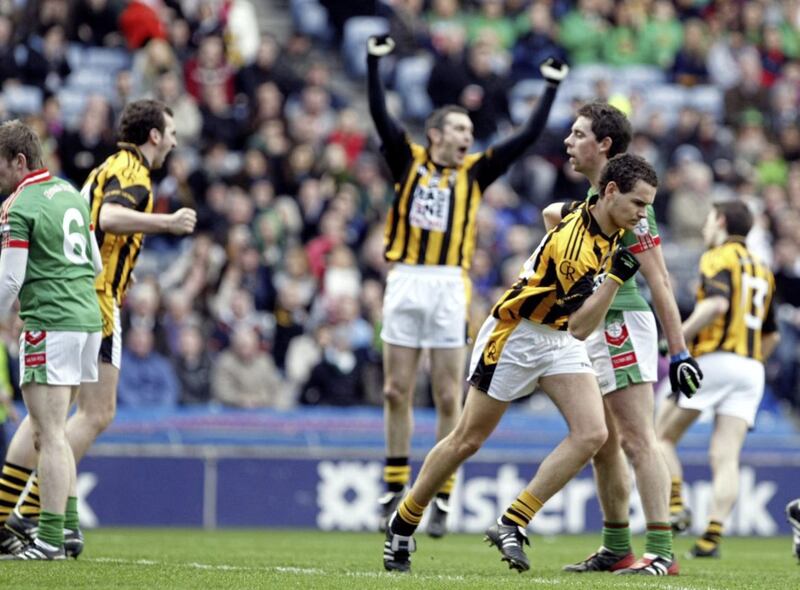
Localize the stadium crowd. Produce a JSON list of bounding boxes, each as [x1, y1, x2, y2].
[[0, 0, 799, 416]]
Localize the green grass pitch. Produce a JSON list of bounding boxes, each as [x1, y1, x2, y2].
[[1, 529, 797, 589]]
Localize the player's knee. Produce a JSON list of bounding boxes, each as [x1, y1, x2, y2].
[[619, 432, 653, 464], [383, 380, 411, 407], [433, 388, 460, 415], [708, 446, 733, 470], [578, 424, 608, 456], [82, 404, 116, 434]]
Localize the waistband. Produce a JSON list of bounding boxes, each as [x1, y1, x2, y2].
[[389, 263, 465, 278]]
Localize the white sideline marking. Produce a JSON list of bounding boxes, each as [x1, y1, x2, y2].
[[86, 558, 723, 588]]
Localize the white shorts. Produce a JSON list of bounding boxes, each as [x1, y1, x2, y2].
[[676, 352, 765, 427], [585, 309, 658, 395], [381, 264, 469, 349], [19, 330, 101, 387], [468, 316, 594, 402]]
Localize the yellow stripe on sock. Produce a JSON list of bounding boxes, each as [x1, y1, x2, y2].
[[18, 505, 40, 517], [2, 466, 32, 482], [397, 495, 426, 526], [0, 479, 25, 492], [504, 490, 543, 527], [383, 466, 411, 484], [438, 474, 455, 495]]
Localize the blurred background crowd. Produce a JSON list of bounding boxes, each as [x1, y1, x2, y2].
[[0, 0, 799, 419]]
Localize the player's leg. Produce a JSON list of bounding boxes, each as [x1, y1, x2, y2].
[[488, 372, 607, 573], [19, 381, 71, 559], [565, 400, 635, 572], [380, 342, 422, 530], [384, 386, 508, 571], [786, 497, 800, 561], [425, 345, 466, 537], [608, 383, 675, 572], [66, 362, 118, 462], [0, 417, 35, 554], [63, 331, 100, 560], [687, 414, 748, 558], [66, 294, 120, 464], [656, 397, 698, 532]]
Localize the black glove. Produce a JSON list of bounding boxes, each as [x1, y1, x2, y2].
[[540, 57, 569, 84], [559, 273, 595, 315], [607, 247, 640, 285], [669, 352, 703, 398], [367, 35, 395, 58]]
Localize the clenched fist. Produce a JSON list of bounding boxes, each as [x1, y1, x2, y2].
[[170, 208, 197, 235]]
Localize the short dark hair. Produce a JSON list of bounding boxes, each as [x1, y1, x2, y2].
[[599, 153, 658, 195], [0, 120, 43, 169], [576, 101, 632, 157], [713, 199, 753, 237], [118, 99, 173, 146], [425, 105, 469, 145]]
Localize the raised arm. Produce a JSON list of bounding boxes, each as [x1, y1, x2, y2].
[[366, 35, 405, 147], [478, 59, 568, 186]]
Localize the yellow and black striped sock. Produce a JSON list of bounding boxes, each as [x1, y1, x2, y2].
[[696, 520, 723, 552], [500, 490, 543, 528], [0, 463, 33, 525], [18, 473, 41, 519], [669, 477, 683, 514], [436, 474, 455, 502], [392, 495, 426, 536], [384, 458, 411, 494]]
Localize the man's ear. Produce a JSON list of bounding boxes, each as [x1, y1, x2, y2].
[[598, 136, 613, 157], [148, 128, 162, 145], [603, 180, 618, 199], [427, 127, 442, 146]]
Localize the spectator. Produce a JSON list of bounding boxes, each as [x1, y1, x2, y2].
[[118, 326, 180, 408], [58, 95, 115, 187], [510, 1, 567, 82], [300, 324, 365, 406], [20, 24, 71, 94], [670, 18, 710, 86], [184, 34, 236, 105], [237, 34, 303, 100], [211, 327, 284, 408], [71, 0, 123, 47], [174, 322, 213, 405]]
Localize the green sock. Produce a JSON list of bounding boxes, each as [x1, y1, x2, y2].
[[38, 511, 65, 548], [64, 496, 79, 531], [602, 521, 631, 554], [645, 521, 673, 559]]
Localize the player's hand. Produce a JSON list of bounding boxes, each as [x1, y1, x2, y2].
[[540, 57, 569, 84], [669, 352, 703, 398], [170, 208, 197, 235], [607, 247, 640, 285], [560, 273, 595, 315], [367, 35, 395, 58]]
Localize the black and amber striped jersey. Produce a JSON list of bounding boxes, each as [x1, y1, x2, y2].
[[492, 199, 623, 330], [382, 138, 516, 271], [690, 238, 777, 362], [82, 143, 153, 304]]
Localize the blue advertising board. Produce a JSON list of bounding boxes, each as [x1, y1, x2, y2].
[[76, 454, 798, 535]]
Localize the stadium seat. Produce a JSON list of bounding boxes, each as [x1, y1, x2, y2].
[[57, 87, 89, 128], [569, 63, 615, 84], [341, 16, 389, 78], [3, 85, 43, 115], [688, 85, 724, 120], [290, 0, 333, 42], [618, 64, 666, 88], [394, 55, 433, 121], [82, 47, 131, 72], [644, 84, 687, 125], [509, 79, 546, 125], [66, 43, 84, 70], [66, 69, 116, 97]]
